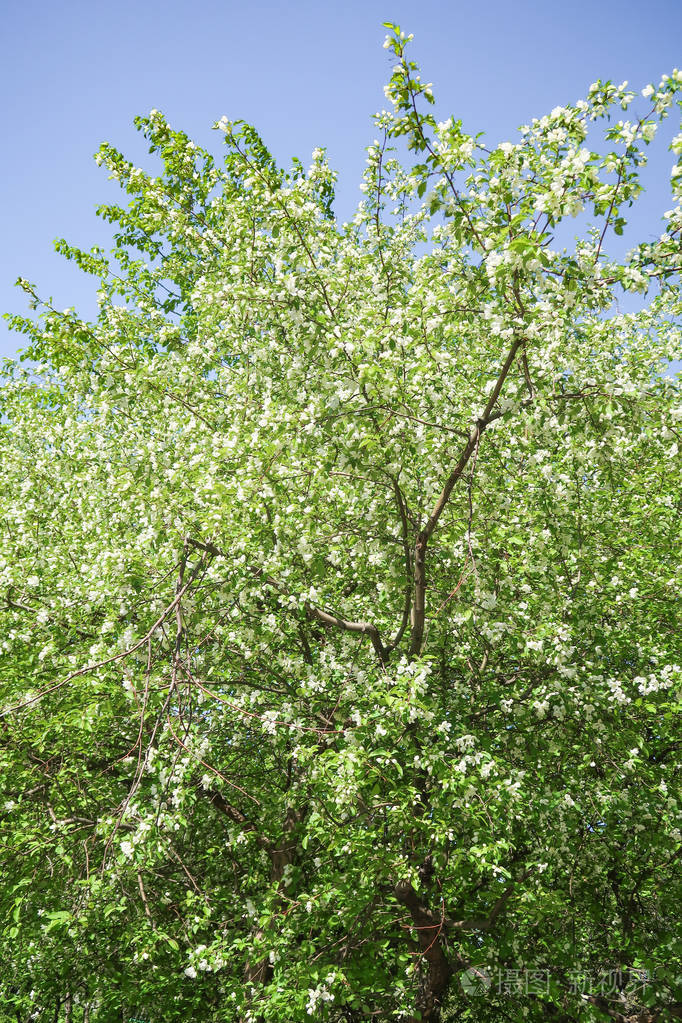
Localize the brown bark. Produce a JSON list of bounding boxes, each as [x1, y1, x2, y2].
[[394, 881, 456, 1023], [243, 808, 305, 994]]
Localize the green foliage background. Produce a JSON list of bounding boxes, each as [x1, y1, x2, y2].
[[1, 27, 681, 1023]]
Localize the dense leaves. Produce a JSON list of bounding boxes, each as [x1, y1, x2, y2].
[[1, 26, 681, 1023]]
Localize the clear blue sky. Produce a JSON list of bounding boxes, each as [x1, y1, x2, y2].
[[2, 0, 681, 358]]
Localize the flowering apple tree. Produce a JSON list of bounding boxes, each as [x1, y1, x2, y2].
[[1, 25, 681, 1023]]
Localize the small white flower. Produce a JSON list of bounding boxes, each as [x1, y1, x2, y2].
[[184, 966, 197, 979]]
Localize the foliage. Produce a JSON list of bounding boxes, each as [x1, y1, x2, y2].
[[1, 25, 682, 1023]]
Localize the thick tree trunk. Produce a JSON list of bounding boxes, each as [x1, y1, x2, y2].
[[394, 881, 454, 1023]]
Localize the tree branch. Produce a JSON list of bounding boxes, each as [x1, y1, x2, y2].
[[204, 787, 272, 852], [446, 870, 532, 932], [394, 880, 457, 1020], [409, 334, 525, 658], [387, 476, 412, 654], [186, 537, 390, 664]]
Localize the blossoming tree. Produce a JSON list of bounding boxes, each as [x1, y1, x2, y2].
[[1, 25, 681, 1023]]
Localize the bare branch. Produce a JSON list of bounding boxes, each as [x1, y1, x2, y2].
[[136, 869, 153, 922]]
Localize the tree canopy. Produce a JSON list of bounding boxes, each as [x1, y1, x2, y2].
[[1, 25, 681, 1023]]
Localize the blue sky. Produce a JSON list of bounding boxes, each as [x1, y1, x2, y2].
[[2, 0, 681, 358]]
